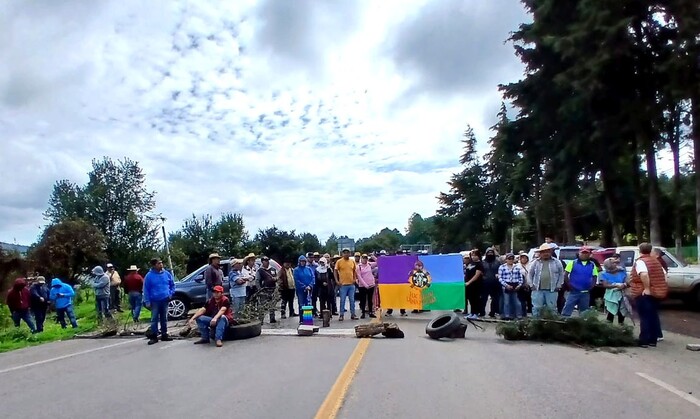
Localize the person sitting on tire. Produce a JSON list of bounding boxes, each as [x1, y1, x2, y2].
[[189, 285, 234, 348]]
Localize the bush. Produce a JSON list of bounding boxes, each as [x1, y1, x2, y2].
[[495, 309, 636, 347]]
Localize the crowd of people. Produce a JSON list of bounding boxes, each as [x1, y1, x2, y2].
[[5, 241, 668, 349]]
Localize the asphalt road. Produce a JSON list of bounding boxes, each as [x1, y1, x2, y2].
[[659, 300, 700, 338], [1, 312, 699, 419]]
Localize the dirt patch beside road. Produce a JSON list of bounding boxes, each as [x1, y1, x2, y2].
[[659, 300, 700, 338]]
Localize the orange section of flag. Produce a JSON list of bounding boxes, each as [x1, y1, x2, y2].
[[378, 284, 422, 310]]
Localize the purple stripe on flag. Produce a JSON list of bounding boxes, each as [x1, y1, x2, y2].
[[378, 255, 419, 284]]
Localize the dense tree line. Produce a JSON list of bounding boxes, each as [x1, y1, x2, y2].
[[433, 0, 699, 255]]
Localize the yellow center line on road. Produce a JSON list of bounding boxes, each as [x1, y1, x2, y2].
[[314, 315, 381, 419]]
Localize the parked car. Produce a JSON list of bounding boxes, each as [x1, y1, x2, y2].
[[168, 258, 283, 319], [526, 245, 601, 265], [609, 246, 700, 307]]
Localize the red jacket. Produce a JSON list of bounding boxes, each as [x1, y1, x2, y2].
[[6, 278, 31, 311], [122, 272, 144, 294]]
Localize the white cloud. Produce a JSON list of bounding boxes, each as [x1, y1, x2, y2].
[[0, 0, 528, 247]]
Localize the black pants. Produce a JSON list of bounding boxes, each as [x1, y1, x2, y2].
[[480, 280, 501, 317], [386, 309, 406, 314], [607, 312, 625, 324], [318, 286, 333, 312], [110, 286, 121, 310], [280, 289, 295, 315], [31, 305, 47, 332], [358, 287, 375, 314], [246, 286, 259, 303], [465, 282, 482, 315], [518, 288, 532, 317]]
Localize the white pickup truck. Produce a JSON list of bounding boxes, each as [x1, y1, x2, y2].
[[614, 246, 700, 306]]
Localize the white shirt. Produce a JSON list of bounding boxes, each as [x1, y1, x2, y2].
[[635, 259, 648, 274]]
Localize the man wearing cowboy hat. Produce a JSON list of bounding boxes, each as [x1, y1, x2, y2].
[[228, 258, 246, 315], [526, 243, 565, 317], [561, 246, 599, 317], [123, 265, 144, 323], [204, 253, 224, 301], [242, 253, 258, 302]]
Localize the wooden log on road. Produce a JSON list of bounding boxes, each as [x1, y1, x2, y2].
[[355, 322, 403, 338]]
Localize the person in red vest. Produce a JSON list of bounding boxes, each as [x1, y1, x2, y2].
[[629, 243, 668, 348], [123, 265, 145, 323]]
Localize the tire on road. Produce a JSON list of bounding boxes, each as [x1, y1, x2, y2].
[[223, 321, 262, 341], [425, 312, 462, 339]]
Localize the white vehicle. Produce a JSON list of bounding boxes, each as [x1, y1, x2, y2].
[[613, 246, 700, 306]]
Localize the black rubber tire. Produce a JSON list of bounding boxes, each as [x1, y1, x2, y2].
[[425, 313, 462, 339], [223, 321, 262, 341]]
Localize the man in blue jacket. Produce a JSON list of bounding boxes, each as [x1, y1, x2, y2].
[[143, 258, 175, 345], [49, 278, 78, 329], [293, 255, 315, 323], [562, 247, 599, 317]]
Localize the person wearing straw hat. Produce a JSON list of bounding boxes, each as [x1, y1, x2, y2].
[[228, 258, 246, 316], [123, 265, 145, 323], [242, 253, 258, 302], [526, 243, 565, 317], [204, 253, 224, 301]]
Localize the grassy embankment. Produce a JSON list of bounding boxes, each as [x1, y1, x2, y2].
[[0, 291, 151, 353]]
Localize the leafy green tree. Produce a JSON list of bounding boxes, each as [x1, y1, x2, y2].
[[30, 219, 107, 282], [44, 157, 159, 269], [254, 227, 302, 263], [299, 233, 322, 254], [323, 233, 340, 256]]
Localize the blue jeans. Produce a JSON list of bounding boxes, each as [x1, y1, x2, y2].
[[196, 316, 229, 341], [95, 296, 113, 321], [502, 289, 522, 319], [531, 290, 559, 317], [11, 309, 36, 332], [296, 288, 312, 316], [636, 295, 661, 345], [128, 292, 143, 321], [562, 290, 590, 317], [339, 285, 356, 316], [56, 305, 78, 328], [232, 296, 246, 317], [150, 299, 169, 336]]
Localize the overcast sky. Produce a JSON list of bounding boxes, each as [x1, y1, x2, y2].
[[0, 0, 532, 246]]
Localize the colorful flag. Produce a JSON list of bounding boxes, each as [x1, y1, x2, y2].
[[377, 254, 465, 310]]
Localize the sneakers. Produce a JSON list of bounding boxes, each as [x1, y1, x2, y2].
[[215, 340, 223, 347], [360, 313, 366, 319], [657, 337, 664, 342], [351, 315, 358, 320], [161, 334, 173, 342], [147, 337, 159, 345], [193, 338, 209, 345], [369, 313, 377, 318], [339, 315, 344, 321]]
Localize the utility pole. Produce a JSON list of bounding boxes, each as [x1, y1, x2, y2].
[[161, 217, 174, 274], [510, 227, 515, 253]]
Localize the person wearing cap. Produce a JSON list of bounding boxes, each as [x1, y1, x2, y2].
[[90, 266, 113, 322], [143, 258, 175, 345], [527, 243, 565, 317], [204, 253, 224, 301], [498, 253, 524, 320], [561, 246, 599, 317], [293, 255, 316, 323], [278, 259, 297, 318], [353, 252, 361, 265], [517, 253, 532, 317], [313, 252, 321, 265], [256, 256, 279, 323], [335, 248, 359, 321], [242, 253, 259, 302], [228, 258, 246, 316], [123, 265, 145, 323], [106, 263, 123, 312], [189, 285, 233, 347], [29, 276, 50, 332]]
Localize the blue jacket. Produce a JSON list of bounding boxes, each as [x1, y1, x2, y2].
[[49, 278, 75, 309], [143, 268, 175, 305], [229, 269, 246, 298], [293, 256, 315, 290]]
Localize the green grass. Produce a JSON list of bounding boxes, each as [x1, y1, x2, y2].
[[0, 293, 152, 353]]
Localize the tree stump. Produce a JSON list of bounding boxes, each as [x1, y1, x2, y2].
[[322, 310, 331, 327], [354, 322, 403, 338]]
